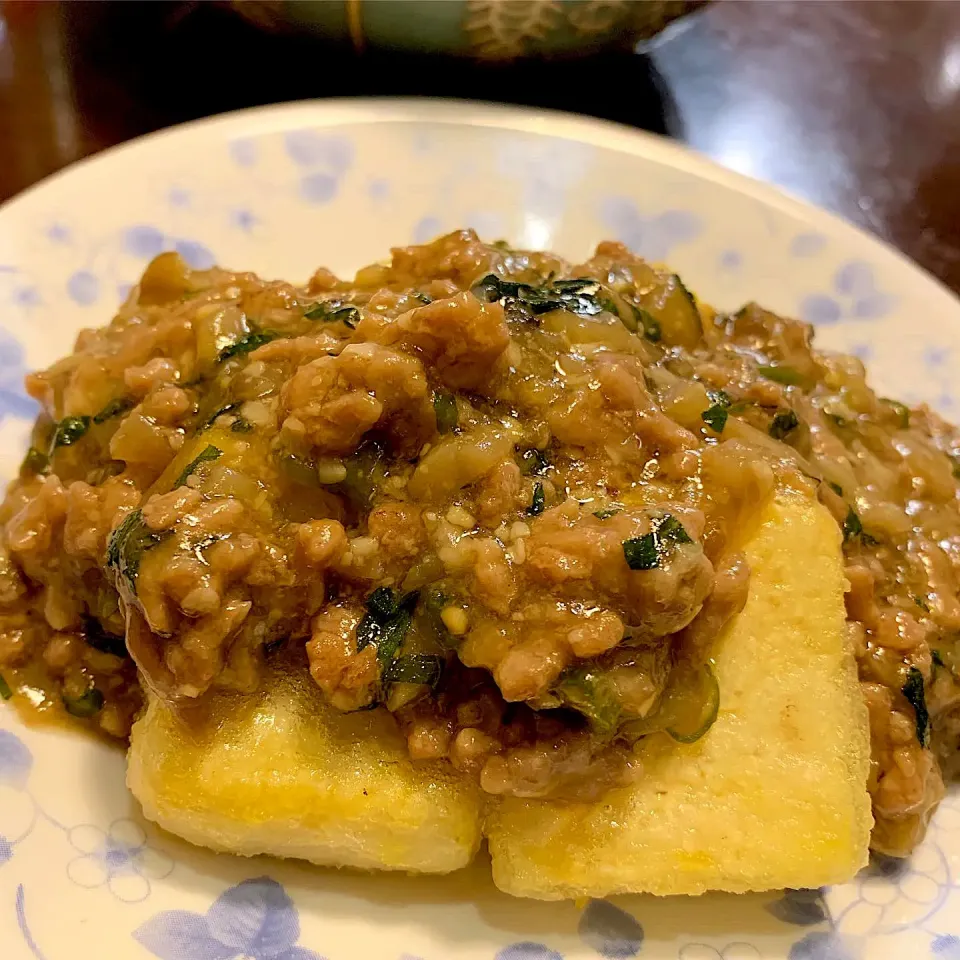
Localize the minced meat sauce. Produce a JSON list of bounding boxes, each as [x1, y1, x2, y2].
[[0, 230, 957, 855]]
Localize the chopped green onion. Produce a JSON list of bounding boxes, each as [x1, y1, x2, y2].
[[622, 514, 692, 571], [0, 674, 11, 700], [932, 649, 945, 667], [842, 507, 863, 543], [203, 402, 242, 429], [51, 415, 91, 449], [230, 417, 254, 433], [21, 446, 48, 475], [519, 448, 549, 476], [304, 302, 360, 328], [382, 654, 444, 687], [758, 364, 805, 386], [367, 586, 397, 620], [356, 588, 419, 667], [218, 331, 277, 362], [556, 668, 621, 736], [666, 661, 721, 744], [901, 666, 928, 747], [914, 596, 931, 613], [92, 397, 135, 424], [701, 403, 729, 433], [827, 481, 843, 496], [472, 274, 608, 321], [106, 509, 172, 596], [433, 391, 458, 434], [593, 506, 621, 520], [173, 444, 222, 488], [623, 534, 659, 571], [527, 482, 545, 517], [881, 398, 910, 428], [630, 304, 662, 342], [81, 615, 127, 658], [769, 409, 800, 440], [62, 687, 104, 718]]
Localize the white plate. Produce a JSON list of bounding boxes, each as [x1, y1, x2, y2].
[[0, 99, 957, 960]]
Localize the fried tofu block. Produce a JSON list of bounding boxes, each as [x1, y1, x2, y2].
[[128, 669, 482, 873], [485, 488, 872, 899]]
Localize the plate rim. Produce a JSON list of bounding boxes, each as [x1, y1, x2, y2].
[[1, 96, 957, 316]]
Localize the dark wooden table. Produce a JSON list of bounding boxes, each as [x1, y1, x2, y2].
[[2, 0, 959, 293]]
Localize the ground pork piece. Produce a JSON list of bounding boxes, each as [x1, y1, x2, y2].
[[136, 499, 254, 634], [405, 714, 454, 761], [566, 609, 625, 658], [449, 726, 502, 774], [5, 475, 67, 569], [63, 477, 142, 561], [0, 612, 41, 667], [367, 501, 423, 566], [474, 459, 523, 528], [160, 597, 253, 698], [462, 537, 517, 614], [845, 564, 881, 628], [141, 487, 203, 531], [0, 548, 27, 608], [124, 358, 179, 397], [386, 229, 496, 288], [306, 603, 379, 711], [306, 266, 340, 293], [549, 356, 697, 459], [524, 500, 714, 637], [677, 551, 750, 659], [459, 603, 624, 703], [385, 292, 510, 391], [296, 519, 348, 569], [140, 385, 192, 425], [249, 333, 340, 366], [862, 679, 947, 856], [280, 342, 434, 456], [479, 733, 638, 801]]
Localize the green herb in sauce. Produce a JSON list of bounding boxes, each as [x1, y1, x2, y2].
[[556, 667, 620, 736], [92, 397, 135, 424], [21, 446, 48, 475], [769, 409, 800, 440], [62, 687, 104, 718], [0, 674, 11, 700], [218, 331, 277, 362], [173, 444, 222, 488], [901, 666, 929, 747], [106, 510, 172, 596], [433, 391, 458, 434], [520, 448, 549, 476], [701, 390, 732, 434], [881, 398, 910, 428], [527, 482, 546, 517], [51, 415, 91, 449], [622, 514, 692, 571], [81, 615, 128, 658], [842, 507, 863, 543], [758, 364, 805, 386], [356, 588, 419, 668], [472, 274, 611, 321], [630, 304, 662, 342], [382, 654, 444, 687], [304, 302, 360, 328]]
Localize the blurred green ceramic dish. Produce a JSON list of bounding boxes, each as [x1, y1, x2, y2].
[[226, 0, 706, 58]]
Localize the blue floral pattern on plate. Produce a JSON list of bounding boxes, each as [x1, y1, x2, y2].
[[134, 877, 324, 960]]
